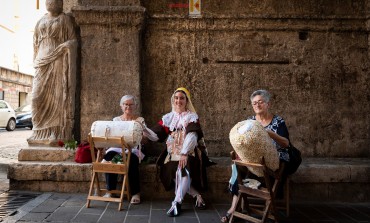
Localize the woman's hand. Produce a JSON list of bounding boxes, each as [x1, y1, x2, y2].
[[266, 129, 289, 148], [178, 154, 188, 169]]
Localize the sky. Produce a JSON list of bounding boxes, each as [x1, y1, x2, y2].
[[0, 0, 47, 75]]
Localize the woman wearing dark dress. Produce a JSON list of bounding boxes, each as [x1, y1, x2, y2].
[[221, 89, 291, 223], [152, 87, 209, 217]]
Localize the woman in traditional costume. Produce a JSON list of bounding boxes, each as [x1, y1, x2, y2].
[[152, 87, 210, 217]]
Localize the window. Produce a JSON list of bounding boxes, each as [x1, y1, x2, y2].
[[0, 91, 4, 100], [0, 101, 7, 109]]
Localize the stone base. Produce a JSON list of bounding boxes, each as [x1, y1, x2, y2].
[[7, 156, 370, 202], [18, 146, 75, 162], [27, 138, 60, 147]]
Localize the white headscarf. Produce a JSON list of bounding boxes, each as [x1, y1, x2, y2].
[[170, 87, 196, 113], [163, 87, 198, 131]]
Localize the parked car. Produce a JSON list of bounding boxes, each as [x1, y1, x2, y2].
[[16, 111, 33, 129], [15, 104, 32, 116], [0, 100, 16, 131]]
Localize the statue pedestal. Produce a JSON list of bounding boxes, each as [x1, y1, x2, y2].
[[27, 139, 60, 147], [8, 145, 91, 192], [18, 145, 75, 162]]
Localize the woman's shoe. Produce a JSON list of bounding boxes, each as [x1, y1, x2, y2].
[[167, 201, 181, 217], [195, 194, 206, 210], [220, 212, 231, 223], [130, 194, 141, 205], [102, 193, 112, 198]]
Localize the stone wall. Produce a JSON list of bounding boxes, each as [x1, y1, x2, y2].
[[140, 0, 370, 157], [69, 1, 370, 158]]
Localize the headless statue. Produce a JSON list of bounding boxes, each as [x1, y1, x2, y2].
[[28, 0, 77, 146]]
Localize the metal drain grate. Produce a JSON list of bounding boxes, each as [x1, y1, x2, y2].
[[0, 191, 40, 221]]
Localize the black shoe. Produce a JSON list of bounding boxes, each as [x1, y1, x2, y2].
[[195, 194, 206, 210], [167, 201, 181, 217]]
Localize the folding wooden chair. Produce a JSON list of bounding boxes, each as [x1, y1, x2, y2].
[[229, 156, 285, 223], [86, 134, 131, 211]]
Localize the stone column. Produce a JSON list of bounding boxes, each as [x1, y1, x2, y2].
[[73, 3, 145, 140]]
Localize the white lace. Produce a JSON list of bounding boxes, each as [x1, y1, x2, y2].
[[162, 111, 199, 131]]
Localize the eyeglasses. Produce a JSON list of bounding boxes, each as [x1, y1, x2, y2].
[[123, 103, 135, 107], [251, 100, 265, 106]]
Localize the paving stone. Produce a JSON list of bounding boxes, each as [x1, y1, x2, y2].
[[124, 215, 149, 223], [72, 213, 102, 223], [329, 204, 370, 222], [351, 204, 370, 218], [98, 207, 128, 223], [196, 208, 222, 223], [105, 201, 129, 210], [127, 202, 150, 215], [174, 216, 199, 223], [30, 198, 66, 213], [19, 212, 50, 222], [150, 209, 175, 223], [45, 206, 82, 222]]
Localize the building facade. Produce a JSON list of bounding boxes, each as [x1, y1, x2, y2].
[[0, 66, 33, 109]]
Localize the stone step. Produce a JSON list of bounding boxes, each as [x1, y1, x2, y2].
[[7, 157, 370, 202], [18, 146, 75, 162]]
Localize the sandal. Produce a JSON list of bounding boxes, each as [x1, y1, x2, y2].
[[195, 194, 206, 210], [220, 212, 231, 223], [130, 194, 141, 204]]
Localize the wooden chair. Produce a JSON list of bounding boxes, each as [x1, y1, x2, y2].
[[229, 155, 286, 223], [86, 134, 131, 211]]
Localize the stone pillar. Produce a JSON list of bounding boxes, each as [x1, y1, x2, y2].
[[73, 3, 145, 140]]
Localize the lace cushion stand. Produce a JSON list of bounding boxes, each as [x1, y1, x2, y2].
[[86, 134, 131, 211]]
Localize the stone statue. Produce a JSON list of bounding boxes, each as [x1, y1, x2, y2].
[[28, 0, 77, 146]]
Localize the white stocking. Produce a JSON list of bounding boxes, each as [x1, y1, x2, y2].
[[174, 175, 191, 203], [187, 185, 199, 198]]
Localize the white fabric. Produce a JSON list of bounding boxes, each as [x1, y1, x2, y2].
[[174, 168, 191, 203], [104, 116, 155, 162], [181, 132, 198, 154], [229, 163, 238, 185], [238, 121, 253, 134], [162, 111, 198, 132], [114, 116, 159, 142], [243, 178, 261, 189], [143, 127, 159, 141], [90, 120, 142, 148], [105, 146, 145, 161]]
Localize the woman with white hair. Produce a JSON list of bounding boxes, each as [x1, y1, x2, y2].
[[221, 89, 291, 223], [103, 95, 158, 204], [152, 87, 212, 217]]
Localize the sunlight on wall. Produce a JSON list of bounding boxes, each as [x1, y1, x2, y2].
[[0, 0, 47, 75]]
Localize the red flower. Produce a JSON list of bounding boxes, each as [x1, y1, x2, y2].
[[58, 140, 65, 147]]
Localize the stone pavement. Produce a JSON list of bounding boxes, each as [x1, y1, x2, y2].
[[0, 191, 368, 223]]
